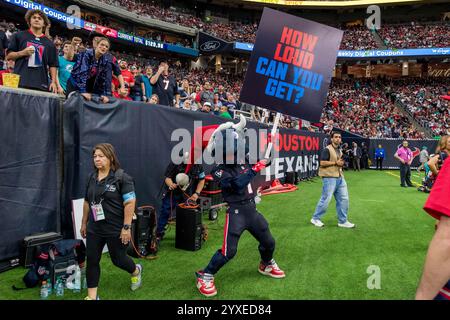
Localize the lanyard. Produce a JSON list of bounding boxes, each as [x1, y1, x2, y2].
[[91, 174, 111, 205]]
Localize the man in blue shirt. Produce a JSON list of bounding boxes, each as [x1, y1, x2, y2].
[[375, 144, 385, 171], [141, 66, 153, 103]]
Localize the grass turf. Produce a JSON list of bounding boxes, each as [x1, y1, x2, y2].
[[0, 170, 435, 300]]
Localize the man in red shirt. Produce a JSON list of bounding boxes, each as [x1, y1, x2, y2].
[[416, 158, 450, 300], [0, 58, 14, 85], [118, 60, 134, 96]]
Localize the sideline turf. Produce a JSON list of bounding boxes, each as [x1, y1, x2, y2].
[[0, 170, 434, 300]]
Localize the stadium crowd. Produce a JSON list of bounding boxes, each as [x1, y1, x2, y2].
[[1, 9, 448, 139], [390, 77, 450, 136], [321, 79, 425, 139]]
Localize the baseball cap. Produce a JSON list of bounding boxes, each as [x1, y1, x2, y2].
[[203, 102, 212, 107]]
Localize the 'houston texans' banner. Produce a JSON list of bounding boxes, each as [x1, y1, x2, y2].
[[239, 8, 343, 122]]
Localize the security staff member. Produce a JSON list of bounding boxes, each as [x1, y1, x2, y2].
[[81, 143, 142, 300], [156, 160, 206, 241]]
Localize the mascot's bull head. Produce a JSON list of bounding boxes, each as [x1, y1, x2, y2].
[[206, 115, 248, 164]]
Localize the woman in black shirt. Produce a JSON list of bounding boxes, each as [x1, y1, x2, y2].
[[81, 143, 143, 300]]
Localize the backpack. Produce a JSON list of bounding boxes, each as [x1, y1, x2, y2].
[[13, 239, 86, 290]]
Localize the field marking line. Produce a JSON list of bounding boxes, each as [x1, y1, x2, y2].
[[385, 171, 421, 187]]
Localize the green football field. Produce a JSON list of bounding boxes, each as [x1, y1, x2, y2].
[[0, 170, 435, 300]]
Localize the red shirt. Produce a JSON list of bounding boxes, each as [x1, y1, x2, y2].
[[121, 69, 135, 95], [424, 158, 450, 220]]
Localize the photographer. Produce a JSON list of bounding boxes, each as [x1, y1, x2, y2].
[[156, 156, 205, 244]]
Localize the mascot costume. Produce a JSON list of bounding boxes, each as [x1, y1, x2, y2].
[[195, 115, 285, 297]]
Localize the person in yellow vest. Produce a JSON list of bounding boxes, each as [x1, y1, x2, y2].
[[311, 131, 355, 228]]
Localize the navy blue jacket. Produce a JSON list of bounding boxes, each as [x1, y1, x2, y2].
[[69, 49, 120, 96]]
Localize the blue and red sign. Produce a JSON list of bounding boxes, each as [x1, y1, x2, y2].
[[240, 8, 343, 122]]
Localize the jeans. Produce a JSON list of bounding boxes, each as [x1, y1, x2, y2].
[[157, 192, 184, 236], [312, 177, 349, 224]]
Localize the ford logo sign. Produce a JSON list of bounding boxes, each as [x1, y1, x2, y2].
[[201, 41, 221, 52]]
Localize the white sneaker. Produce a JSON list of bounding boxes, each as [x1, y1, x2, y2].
[[310, 219, 324, 227], [338, 221, 355, 228]]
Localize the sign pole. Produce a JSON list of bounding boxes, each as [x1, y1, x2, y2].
[[264, 112, 281, 160]]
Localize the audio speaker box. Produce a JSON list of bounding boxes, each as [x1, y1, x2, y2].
[[175, 205, 203, 251]]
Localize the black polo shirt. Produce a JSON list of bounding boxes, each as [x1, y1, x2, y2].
[[163, 162, 205, 196], [85, 170, 135, 237]]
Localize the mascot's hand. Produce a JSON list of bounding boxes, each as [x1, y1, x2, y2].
[[252, 159, 268, 173]]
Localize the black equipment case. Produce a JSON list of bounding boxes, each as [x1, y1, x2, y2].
[[21, 232, 63, 267]]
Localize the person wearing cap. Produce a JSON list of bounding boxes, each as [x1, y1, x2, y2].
[[200, 101, 212, 114], [418, 146, 429, 174], [156, 155, 205, 247]]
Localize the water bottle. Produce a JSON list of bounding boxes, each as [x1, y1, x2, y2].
[[47, 280, 53, 295], [40, 281, 49, 300], [56, 278, 64, 297], [81, 267, 87, 290], [73, 266, 81, 293]]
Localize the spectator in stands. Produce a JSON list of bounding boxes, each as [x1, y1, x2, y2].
[[141, 66, 153, 102], [213, 93, 222, 109], [394, 140, 414, 188], [183, 99, 192, 110], [5, 23, 16, 40], [118, 60, 135, 96], [56, 41, 75, 95], [217, 84, 227, 104], [67, 37, 115, 102], [71, 37, 82, 53], [0, 25, 8, 70], [351, 142, 362, 172], [0, 58, 13, 85], [200, 101, 212, 114], [178, 79, 190, 107], [199, 81, 214, 106], [375, 144, 385, 171], [150, 61, 179, 107], [81, 143, 142, 300], [6, 10, 58, 93], [53, 37, 62, 53], [148, 93, 159, 104], [218, 105, 232, 119], [130, 65, 145, 102]]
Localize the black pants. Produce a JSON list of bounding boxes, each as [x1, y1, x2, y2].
[[204, 202, 275, 275], [86, 232, 136, 288], [376, 158, 383, 170], [400, 163, 413, 186]]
